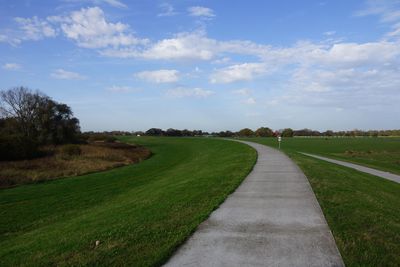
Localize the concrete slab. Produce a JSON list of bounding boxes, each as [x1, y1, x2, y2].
[[301, 152, 400, 184], [163, 140, 344, 267]]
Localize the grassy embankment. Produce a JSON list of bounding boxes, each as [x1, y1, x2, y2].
[[242, 137, 400, 266], [0, 137, 256, 266]]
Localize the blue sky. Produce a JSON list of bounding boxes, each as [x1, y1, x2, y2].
[[1, 0, 399, 132]]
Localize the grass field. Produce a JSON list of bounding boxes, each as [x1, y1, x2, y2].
[[243, 137, 400, 266], [242, 137, 400, 175], [0, 137, 256, 266]]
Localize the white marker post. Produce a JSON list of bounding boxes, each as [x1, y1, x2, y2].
[[278, 136, 282, 149]]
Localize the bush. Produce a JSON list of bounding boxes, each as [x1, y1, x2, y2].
[[87, 134, 116, 143], [61, 144, 82, 157], [0, 134, 39, 161]]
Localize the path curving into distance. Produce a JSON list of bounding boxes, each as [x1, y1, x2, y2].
[[300, 152, 400, 184], [164, 140, 344, 267]]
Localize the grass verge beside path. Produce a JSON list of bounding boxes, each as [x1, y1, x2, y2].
[[243, 137, 400, 266], [241, 137, 400, 175], [0, 137, 256, 266]]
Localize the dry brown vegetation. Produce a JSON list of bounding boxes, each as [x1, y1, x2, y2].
[[0, 142, 151, 188]]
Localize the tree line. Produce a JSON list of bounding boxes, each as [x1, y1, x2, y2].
[[0, 87, 81, 160], [102, 127, 400, 138]]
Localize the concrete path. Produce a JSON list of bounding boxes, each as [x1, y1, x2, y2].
[[301, 153, 400, 184], [164, 140, 344, 267]]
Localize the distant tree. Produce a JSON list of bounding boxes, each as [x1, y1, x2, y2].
[[255, 127, 274, 137], [218, 130, 234, 137], [192, 130, 203, 136], [165, 128, 182, 136], [181, 129, 194, 136], [238, 128, 254, 137], [370, 131, 379, 137], [145, 128, 164, 136], [281, 128, 294, 137], [293, 128, 312, 136]]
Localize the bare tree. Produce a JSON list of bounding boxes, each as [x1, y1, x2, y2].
[[0, 87, 44, 138]]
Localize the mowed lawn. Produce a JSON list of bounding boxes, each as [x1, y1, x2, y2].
[[243, 137, 400, 175], [242, 137, 400, 266], [0, 137, 256, 266]]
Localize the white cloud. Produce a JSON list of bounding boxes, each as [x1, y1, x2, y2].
[[232, 88, 250, 96], [355, 1, 400, 22], [212, 57, 231, 64], [2, 63, 21, 70], [62, 0, 127, 9], [210, 63, 267, 83], [166, 87, 214, 98], [56, 7, 147, 48], [386, 21, 400, 36], [100, 0, 127, 8], [355, 1, 400, 38], [243, 97, 256, 105], [312, 41, 400, 66], [0, 34, 7, 42], [140, 31, 216, 60], [188, 6, 215, 17], [100, 31, 267, 60], [158, 3, 178, 17], [269, 66, 400, 110], [0, 34, 21, 46], [14, 16, 57, 41], [106, 85, 138, 93], [51, 69, 86, 80], [135, 69, 179, 83], [323, 31, 336, 36]]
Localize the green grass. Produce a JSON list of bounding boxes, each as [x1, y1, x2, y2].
[[242, 137, 400, 266], [243, 137, 400, 175], [0, 137, 256, 266]]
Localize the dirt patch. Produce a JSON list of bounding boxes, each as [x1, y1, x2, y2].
[[0, 142, 151, 188]]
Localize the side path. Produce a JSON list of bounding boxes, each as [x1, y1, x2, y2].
[[301, 152, 400, 184], [164, 140, 344, 267]]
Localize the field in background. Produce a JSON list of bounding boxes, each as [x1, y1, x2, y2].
[[0, 137, 256, 266], [243, 137, 400, 266], [242, 137, 400, 175]]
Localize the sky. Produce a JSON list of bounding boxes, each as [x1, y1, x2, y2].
[[0, 0, 399, 132]]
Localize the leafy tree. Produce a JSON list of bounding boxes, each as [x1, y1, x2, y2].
[[165, 128, 182, 136], [145, 128, 164, 136], [281, 128, 294, 137], [218, 131, 234, 137], [255, 127, 273, 137], [181, 129, 194, 136], [238, 128, 254, 137]]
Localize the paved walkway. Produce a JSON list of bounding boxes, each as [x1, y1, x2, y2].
[[164, 140, 344, 267], [301, 153, 400, 184]]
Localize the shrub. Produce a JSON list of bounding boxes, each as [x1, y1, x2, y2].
[[0, 134, 39, 161], [87, 134, 116, 143], [61, 144, 82, 157]]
